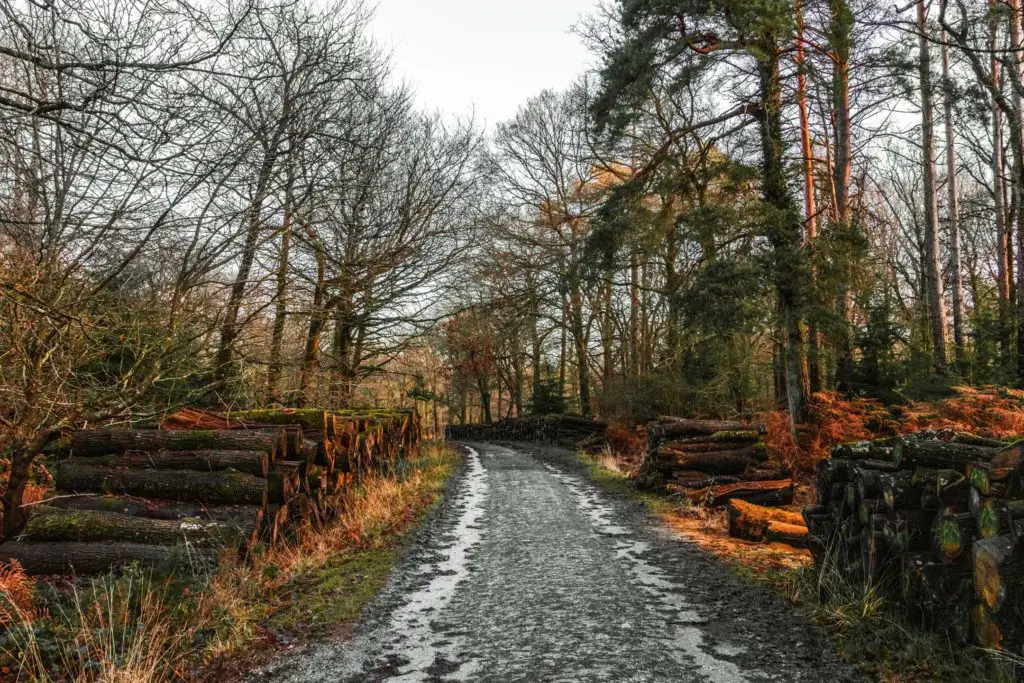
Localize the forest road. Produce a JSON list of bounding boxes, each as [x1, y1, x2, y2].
[[251, 442, 861, 683]]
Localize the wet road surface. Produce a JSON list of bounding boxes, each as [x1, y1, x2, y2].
[[253, 442, 860, 682]]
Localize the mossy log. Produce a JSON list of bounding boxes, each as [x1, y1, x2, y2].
[[931, 507, 975, 562], [656, 445, 767, 473], [20, 506, 255, 547], [660, 440, 761, 454], [0, 541, 216, 575], [222, 408, 328, 433], [832, 440, 898, 462], [67, 450, 270, 477], [654, 419, 765, 438], [726, 498, 805, 541], [893, 438, 1000, 470], [816, 459, 854, 505], [44, 494, 263, 523], [71, 429, 282, 459], [880, 470, 921, 511], [55, 461, 287, 505], [686, 479, 793, 507], [664, 431, 763, 446]]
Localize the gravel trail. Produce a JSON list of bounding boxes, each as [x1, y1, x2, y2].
[[252, 442, 861, 682]]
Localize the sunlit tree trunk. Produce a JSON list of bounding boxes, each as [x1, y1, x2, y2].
[[796, 0, 822, 393]]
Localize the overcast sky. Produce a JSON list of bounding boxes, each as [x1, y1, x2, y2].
[[370, 0, 600, 129]]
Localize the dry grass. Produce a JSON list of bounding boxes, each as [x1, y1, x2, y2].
[[0, 442, 460, 682]]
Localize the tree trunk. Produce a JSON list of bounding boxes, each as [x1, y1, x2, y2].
[[21, 506, 256, 547], [298, 230, 327, 406], [758, 43, 809, 426], [66, 450, 270, 477], [0, 541, 217, 575], [992, 5, 1012, 361], [918, 1, 950, 372], [796, 0, 822, 394], [831, 0, 856, 391], [216, 145, 281, 380], [70, 428, 283, 458], [55, 462, 286, 505], [941, 37, 966, 368], [267, 173, 295, 404]]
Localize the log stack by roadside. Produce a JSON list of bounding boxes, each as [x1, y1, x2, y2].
[[636, 417, 794, 507], [446, 414, 607, 449], [804, 429, 1024, 668], [0, 408, 423, 575]]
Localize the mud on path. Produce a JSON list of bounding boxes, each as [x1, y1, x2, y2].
[[251, 442, 861, 682]]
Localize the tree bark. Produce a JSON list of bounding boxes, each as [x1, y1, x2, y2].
[[941, 36, 966, 367], [68, 450, 270, 477], [55, 462, 285, 505], [796, 0, 822, 394], [298, 229, 327, 406], [21, 506, 255, 547], [0, 541, 217, 575], [831, 0, 856, 390], [758, 42, 809, 426], [918, 1, 950, 372], [992, 4, 1012, 360], [70, 428, 283, 458]]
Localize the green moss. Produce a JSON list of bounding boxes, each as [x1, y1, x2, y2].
[[268, 549, 398, 634]]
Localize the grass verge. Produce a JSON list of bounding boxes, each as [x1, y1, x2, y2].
[[575, 448, 994, 683], [0, 441, 461, 682]]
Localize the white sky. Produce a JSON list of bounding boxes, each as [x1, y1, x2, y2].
[[370, 0, 601, 129]]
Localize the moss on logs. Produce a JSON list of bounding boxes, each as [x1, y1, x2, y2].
[[0, 541, 216, 575], [55, 461, 286, 505], [892, 438, 1000, 470], [653, 419, 764, 439], [21, 506, 254, 547], [222, 408, 329, 432], [44, 494, 262, 523], [70, 428, 282, 458], [70, 450, 270, 477]]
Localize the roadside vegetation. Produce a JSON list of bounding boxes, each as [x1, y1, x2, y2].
[[0, 442, 460, 682], [574, 422, 1000, 682]]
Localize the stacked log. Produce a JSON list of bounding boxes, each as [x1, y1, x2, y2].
[[1, 409, 423, 575], [446, 414, 608, 449], [635, 417, 792, 507], [805, 430, 1024, 663]]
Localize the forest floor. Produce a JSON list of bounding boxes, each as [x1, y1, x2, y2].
[[253, 441, 859, 682], [575, 449, 996, 682]]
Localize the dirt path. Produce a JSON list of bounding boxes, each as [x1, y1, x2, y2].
[[252, 442, 861, 682]]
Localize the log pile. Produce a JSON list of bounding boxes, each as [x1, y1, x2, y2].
[[804, 429, 1024, 664], [1, 408, 423, 575], [635, 417, 793, 507], [446, 414, 608, 449]]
